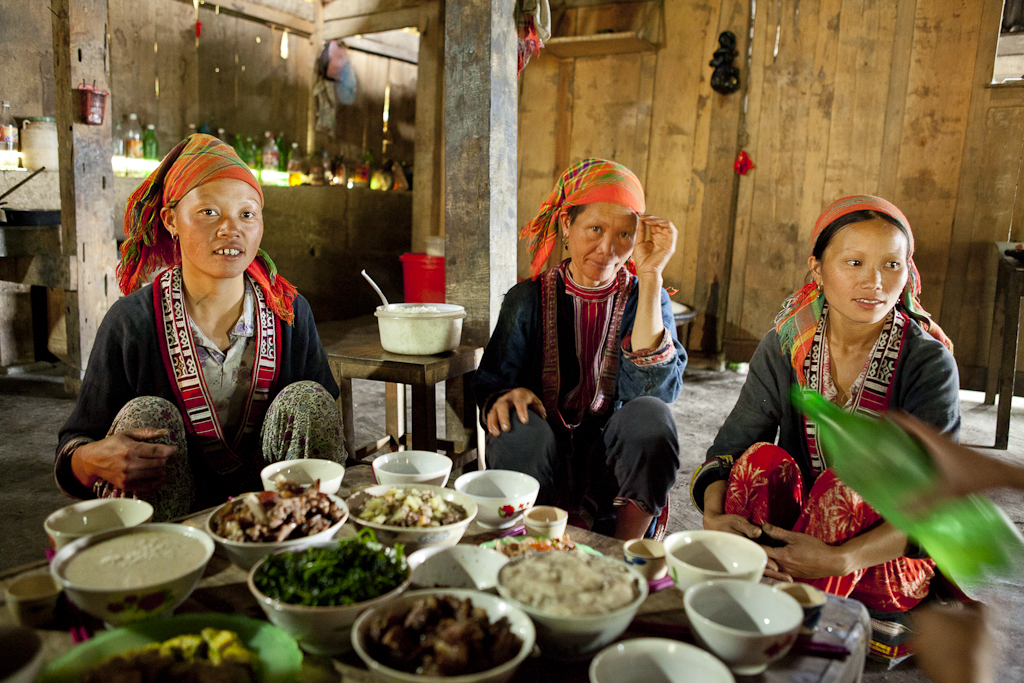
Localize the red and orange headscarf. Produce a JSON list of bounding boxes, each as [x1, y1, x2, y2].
[[117, 133, 297, 324], [774, 195, 952, 383], [520, 158, 646, 278]]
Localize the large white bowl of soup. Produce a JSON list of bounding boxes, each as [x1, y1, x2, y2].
[[495, 550, 648, 661], [347, 484, 477, 552], [205, 488, 350, 570], [49, 523, 214, 627], [44, 498, 154, 550], [683, 579, 803, 675], [663, 530, 767, 591]]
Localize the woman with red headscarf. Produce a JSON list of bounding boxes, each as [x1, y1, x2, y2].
[[54, 134, 343, 520], [691, 196, 960, 620], [474, 159, 687, 541]]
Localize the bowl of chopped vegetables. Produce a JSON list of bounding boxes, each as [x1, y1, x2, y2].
[[347, 484, 478, 552], [247, 529, 413, 655], [206, 483, 350, 570]]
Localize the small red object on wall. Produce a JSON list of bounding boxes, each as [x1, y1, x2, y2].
[[196, 21, 202, 38], [77, 81, 108, 125], [734, 150, 754, 175]]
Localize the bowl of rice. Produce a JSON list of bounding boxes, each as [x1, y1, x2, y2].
[[347, 484, 477, 552], [374, 303, 466, 355]]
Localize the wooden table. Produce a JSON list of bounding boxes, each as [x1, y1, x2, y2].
[[324, 341, 484, 468], [985, 243, 1024, 449], [2, 467, 869, 682]]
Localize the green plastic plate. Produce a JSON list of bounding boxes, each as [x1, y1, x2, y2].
[[40, 613, 302, 683], [479, 535, 600, 555]]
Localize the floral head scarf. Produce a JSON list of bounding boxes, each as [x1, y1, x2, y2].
[[520, 158, 645, 278], [117, 133, 297, 324], [774, 195, 952, 383]]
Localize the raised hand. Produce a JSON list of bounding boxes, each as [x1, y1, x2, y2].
[[631, 214, 678, 277]]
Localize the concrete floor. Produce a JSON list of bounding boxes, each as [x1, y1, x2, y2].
[[2, 317, 1023, 680]]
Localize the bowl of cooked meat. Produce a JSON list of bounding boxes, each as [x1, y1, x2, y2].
[[347, 484, 477, 552], [248, 530, 413, 655], [351, 589, 535, 683], [206, 480, 349, 570]]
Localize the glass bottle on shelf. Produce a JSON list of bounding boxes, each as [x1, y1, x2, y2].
[[352, 149, 372, 187], [276, 132, 288, 171], [111, 121, 124, 157], [287, 142, 304, 186], [124, 113, 143, 159], [216, 127, 228, 144], [243, 136, 258, 170], [0, 102, 19, 170], [233, 133, 246, 160], [261, 132, 279, 173], [143, 124, 159, 160]]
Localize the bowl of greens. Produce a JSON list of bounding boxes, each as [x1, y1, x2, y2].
[[247, 529, 412, 655]]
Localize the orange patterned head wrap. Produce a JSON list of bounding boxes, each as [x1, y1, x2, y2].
[[117, 133, 297, 324], [520, 158, 645, 278], [775, 195, 952, 383]]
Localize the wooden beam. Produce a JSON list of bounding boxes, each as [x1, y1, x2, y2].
[[52, 0, 120, 379], [171, 0, 314, 36], [343, 35, 418, 64], [552, 0, 654, 8], [443, 0, 518, 345], [323, 8, 421, 39], [411, 0, 442, 254], [0, 255, 77, 289], [323, 0, 421, 22]]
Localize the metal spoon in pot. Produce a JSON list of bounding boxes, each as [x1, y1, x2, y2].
[[361, 269, 391, 310]]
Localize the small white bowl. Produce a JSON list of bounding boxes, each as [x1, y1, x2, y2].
[[496, 553, 648, 661], [454, 470, 540, 529], [261, 459, 346, 495], [372, 451, 453, 487], [623, 538, 668, 582], [375, 303, 466, 356], [0, 626, 45, 683], [347, 484, 478, 552], [351, 588, 536, 683], [663, 530, 767, 591], [5, 572, 61, 628], [50, 524, 215, 627], [684, 579, 803, 675], [589, 637, 735, 683], [44, 498, 154, 550], [524, 505, 568, 539], [408, 545, 509, 592], [206, 492, 349, 570], [247, 541, 413, 655]]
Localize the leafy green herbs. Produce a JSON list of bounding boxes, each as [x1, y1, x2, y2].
[[253, 529, 408, 607]]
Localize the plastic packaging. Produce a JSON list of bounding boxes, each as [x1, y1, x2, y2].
[[124, 113, 143, 159], [0, 101, 18, 170], [791, 387, 1024, 586], [143, 124, 158, 160], [287, 142, 304, 186]]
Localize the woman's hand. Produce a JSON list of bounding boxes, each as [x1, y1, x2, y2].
[[631, 215, 678, 277], [760, 523, 845, 580], [485, 388, 547, 437], [71, 428, 176, 492], [702, 481, 791, 580]]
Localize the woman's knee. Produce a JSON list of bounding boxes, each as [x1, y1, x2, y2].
[[486, 412, 557, 476], [109, 396, 184, 440], [271, 380, 337, 412], [605, 397, 678, 468]]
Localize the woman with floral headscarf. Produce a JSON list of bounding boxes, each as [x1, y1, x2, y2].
[[474, 159, 687, 541], [691, 196, 960, 614], [54, 134, 343, 520]]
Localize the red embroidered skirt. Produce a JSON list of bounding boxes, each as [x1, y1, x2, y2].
[[724, 443, 934, 612]]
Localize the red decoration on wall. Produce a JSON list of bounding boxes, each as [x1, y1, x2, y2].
[[734, 150, 754, 175], [195, 21, 202, 38]]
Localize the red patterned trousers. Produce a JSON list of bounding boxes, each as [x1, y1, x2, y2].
[[724, 443, 935, 612]]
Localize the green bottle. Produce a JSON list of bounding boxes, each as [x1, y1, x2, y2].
[[142, 124, 158, 160], [791, 387, 1024, 586]]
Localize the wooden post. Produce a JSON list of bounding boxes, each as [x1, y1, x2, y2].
[[411, 0, 444, 254], [52, 0, 120, 391], [443, 0, 518, 345]]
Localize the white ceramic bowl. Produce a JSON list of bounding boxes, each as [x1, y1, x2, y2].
[[0, 626, 45, 683], [622, 538, 668, 582], [247, 541, 413, 655], [347, 484, 477, 552], [684, 579, 803, 675], [351, 588, 536, 683], [454, 470, 539, 529], [372, 451, 453, 487], [205, 492, 349, 570], [663, 530, 767, 591], [49, 523, 215, 627], [408, 545, 509, 592], [495, 553, 649, 661], [375, 303, 466, 356], [44, 498, 154, 550], [261, 459, 346, 495], [589, 637, 735, 683]]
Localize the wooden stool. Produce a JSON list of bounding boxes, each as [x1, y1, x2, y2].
[[325, 340, 485, 469]]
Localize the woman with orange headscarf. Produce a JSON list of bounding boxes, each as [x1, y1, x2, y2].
[[474, 159, 687, 541], [691, 196, 960, 620], [54, 134, 343, 520]]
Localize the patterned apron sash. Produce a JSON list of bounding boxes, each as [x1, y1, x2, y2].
[[154, 267, 280, 475], [802, 304, 907, 477], [539, 261, 631, 433]]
